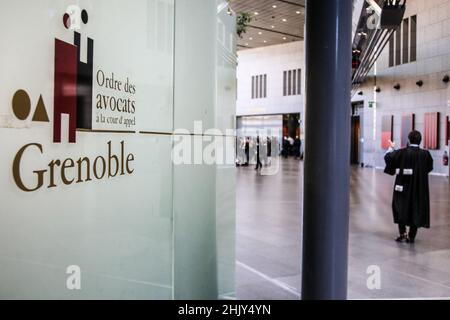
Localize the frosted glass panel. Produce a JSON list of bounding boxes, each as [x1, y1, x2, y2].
[[173, 1, 218, 299], [173, 140, 218, 299], [174, 0, 216, 132], [0, 132, 174, 299], [0, 0, 236, 300], [0, 0, 175, 299], [216, 3, 236, 298]]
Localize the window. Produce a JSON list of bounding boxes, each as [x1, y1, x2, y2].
[[410, 15, 417, 62], [259, 75, 263, 98], [389, 15, 417, 67], [283, 68, 302, 96], [251, 76, 255, 99], [402, 18, 409, 64], [389, 36, 394, 67], [293, 69, 297, 95], [395, 26, 401, 65], [251, 74, 267, 99], [288, 70, 292, 95], [263, 74, 267, 98]]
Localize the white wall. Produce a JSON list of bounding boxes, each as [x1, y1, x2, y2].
[[236, 41, 305, 117], [353, 0, 450, 175]]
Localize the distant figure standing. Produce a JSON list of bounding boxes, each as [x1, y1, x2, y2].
[[255, 136, 263, 170], [294, 136, 301, 159], [245, 137, 250, 166], [282, 136, 289, 158], [261, 138, 268, 167], [288, 136, 295, 156], [237, 137, 246, 166], [384, 131, 433, 243], [266, 137, 272, 165]]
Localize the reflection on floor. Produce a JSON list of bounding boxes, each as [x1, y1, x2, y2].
[[236, 158, 450, 300]]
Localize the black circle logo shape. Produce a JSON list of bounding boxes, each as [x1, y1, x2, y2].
[[81, 10, 88, 24]]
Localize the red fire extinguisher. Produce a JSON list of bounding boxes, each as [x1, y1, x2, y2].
[[444, 151, 449, 166]]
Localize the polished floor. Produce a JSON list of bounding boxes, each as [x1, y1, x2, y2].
[[235, 158, 450, 299]]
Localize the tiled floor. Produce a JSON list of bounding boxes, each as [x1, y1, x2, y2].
[[236, 158, 450, 299]]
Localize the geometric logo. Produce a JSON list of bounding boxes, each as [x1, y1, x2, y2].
[[11, 7, 94, 145], [54, 8, 93, 144], [12, 90, 49, 123]]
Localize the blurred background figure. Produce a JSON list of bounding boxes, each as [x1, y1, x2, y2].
[[244, 137, 250, 166], [255, 136, 263, 171], [294, 136, 301, 160], [266, 137, 272, 166], [236, 137, 246, 166], [282, 136, 290, 158]]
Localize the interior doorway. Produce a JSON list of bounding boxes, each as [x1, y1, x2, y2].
[[351, 102, 363, 165], [351, 116, 361, 165], [282, 113, 301, 140]]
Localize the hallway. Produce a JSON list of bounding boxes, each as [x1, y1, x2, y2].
[[236, 159, 450, 299]]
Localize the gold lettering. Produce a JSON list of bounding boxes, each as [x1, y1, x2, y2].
[[61, 158, 75, 185], [93, 156, 106, 179], [126, 153, 135, 174], [76, 157, 92, 183], [12, 143, 46, 192], [12, 141, 134, 192], [48, 159, 61, 188]]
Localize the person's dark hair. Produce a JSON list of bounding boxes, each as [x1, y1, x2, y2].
[[408, 130, 422, 145]]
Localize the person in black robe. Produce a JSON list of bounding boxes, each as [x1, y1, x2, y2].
[[266, 137, 272, 166], [384, 130, 433, 243], [266, 137, 272, 158], [281, 137, 289, 158], [255, 136, 263, 171], [244, 137, 250, 166], [294, 136, 301, 159]]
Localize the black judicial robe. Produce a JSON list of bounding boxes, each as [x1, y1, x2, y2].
[[384, 146, 433, 228]]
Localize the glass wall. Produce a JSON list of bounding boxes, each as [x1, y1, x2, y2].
[[0, 0, 235, 299]]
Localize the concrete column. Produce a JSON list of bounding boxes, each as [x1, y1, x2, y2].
[[301, 0, 353, 300]]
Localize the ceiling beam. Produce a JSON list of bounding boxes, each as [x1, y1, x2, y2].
[[246, 25, 304, 39], [275, 0, 305, 8]]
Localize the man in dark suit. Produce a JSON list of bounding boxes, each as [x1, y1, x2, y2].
[[384, 131, 433, 243]]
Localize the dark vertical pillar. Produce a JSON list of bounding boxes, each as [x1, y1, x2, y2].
[[302, 0, 352, 300]]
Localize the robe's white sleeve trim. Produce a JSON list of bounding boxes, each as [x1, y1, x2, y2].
[[385, 147, 395, 155]]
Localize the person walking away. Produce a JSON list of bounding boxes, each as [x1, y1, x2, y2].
[[255, 136, 263, 171], [288, 136, 295, 156], [266, 137, 272, 165], [294, 136, 301, 159], [384, 131, 433, 243], [261, 138, 268, 166], [236, 137, 245, 166], [282, 137, 289, 158], [244, 137, 250, 166]]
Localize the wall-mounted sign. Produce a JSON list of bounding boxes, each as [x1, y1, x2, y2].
[[0, 0, 176, 299], [6, 6, 140, 193]]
